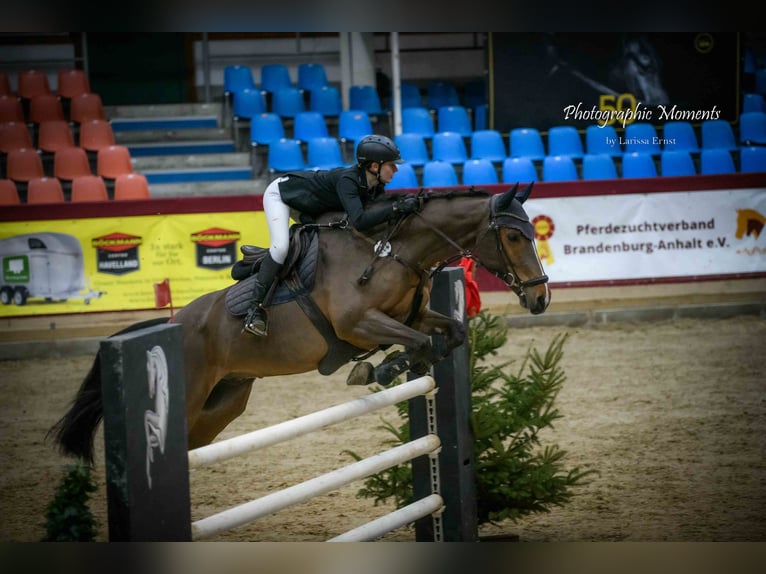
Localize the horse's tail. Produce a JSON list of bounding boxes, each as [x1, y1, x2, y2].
[[47, 317, 170, 465]]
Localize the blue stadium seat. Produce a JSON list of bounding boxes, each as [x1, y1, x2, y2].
[[395, 133, 430, 166], [268, 138, 305, 172], [509, 128, 545, 160], [470, 129, 507, 163], [700, 148, 735, 174], [338, 110, 373, 145], [739, 111, 766, 145], [272, 87, 305, 118], [546, 126, 584, 159], [292, 111, 329, 143], [661, 121, 699, 153], [585, 124, 622, 157], [422, 160, 458, 187], [502, 157, 539, 183], [701, 119, 738, 151], [660, 150, 696, 177], [437, 105, 472, 137], [743, 92, 766, 113], [463, 79, 486, 111], [349, 85, 384, 115], [310, 85, 343, 117], [297, 63, 328, 92], [260, 64, 293, 93], [400, 82, 423, 109], [250, 113, 285, 145], [624, 122, 661, 154], [224, 65, 256, 95], [431, 131, 468, 164], [426, 81, 460, 110], [462, 158, 498, 185], [581, 154, 617, 180], [621, 152, 658, 178], [232, 88, 266, 120], [739, 145, 766, 173], [542, 155, 578, 181], [473, 104, 487, 131], [306, 137, 348, 170], [402, 107, 435, 139], [387, 162, 419, 189]]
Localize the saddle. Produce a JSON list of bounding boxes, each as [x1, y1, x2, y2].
[[226, 224, 369, 375]]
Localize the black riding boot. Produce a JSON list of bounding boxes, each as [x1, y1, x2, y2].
[[243, 254, 282, 336]]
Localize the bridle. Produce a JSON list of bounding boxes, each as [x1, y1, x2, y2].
[[422, 192, 549, 297]]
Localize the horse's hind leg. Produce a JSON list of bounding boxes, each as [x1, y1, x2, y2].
[[187, 376, 254, 449]]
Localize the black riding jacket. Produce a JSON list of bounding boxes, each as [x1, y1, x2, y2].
[[276, 165, 395, 230]]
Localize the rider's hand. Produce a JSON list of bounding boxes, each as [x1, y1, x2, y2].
[[394, 196, 420, 215]]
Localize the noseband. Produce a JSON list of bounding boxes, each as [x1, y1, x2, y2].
[[426, 193, 549, 296]]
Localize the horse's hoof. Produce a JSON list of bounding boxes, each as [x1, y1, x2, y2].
[[347, 361, 375, 386]]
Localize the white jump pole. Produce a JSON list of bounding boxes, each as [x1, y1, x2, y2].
[[188, 375, 436, 467], [328, 493, 444, 542], [191, 434, 441, 540]]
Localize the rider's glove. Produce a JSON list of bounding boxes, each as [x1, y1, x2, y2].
[[393, 196, 420, 215]]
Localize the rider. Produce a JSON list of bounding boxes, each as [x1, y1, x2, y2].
[[243, 134, 421, 336]]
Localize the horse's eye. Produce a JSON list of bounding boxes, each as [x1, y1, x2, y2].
[[505, 229, 522, 242]]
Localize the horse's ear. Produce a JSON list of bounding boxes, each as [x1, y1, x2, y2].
[[515, 182, 534, 204], [495, 184, 518, 212]]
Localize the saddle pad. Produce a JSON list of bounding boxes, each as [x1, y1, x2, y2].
[[224, 232, 320, 317]]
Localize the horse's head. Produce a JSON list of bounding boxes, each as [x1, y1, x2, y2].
[[477, 184, 550, 315]]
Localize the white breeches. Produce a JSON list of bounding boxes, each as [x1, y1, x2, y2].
[[263, 177, 291, 264]]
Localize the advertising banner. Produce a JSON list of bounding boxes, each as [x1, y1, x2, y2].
[[0, 211, 268, 317], [524, 186, 765, 284]]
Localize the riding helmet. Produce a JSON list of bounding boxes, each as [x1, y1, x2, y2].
[[356, 135, 404, 165]]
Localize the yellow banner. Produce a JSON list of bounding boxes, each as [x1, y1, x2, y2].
[[0, 211, 269, 317]]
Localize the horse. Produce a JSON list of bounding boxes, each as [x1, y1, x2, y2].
[[49, 184, 550, 464]]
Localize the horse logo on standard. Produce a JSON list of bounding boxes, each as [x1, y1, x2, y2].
[[144, 345, 169, 489]]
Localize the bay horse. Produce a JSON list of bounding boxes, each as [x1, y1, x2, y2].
[[49, 184, 550, 463]]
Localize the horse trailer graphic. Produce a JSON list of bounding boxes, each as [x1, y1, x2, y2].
[[0, 232, 104, 306]]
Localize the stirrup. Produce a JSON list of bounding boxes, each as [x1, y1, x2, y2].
[[243, 306, 268, 336]]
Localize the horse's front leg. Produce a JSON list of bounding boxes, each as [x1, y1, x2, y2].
[[412, 307, 467, 361], [344, 308, 434, 386]]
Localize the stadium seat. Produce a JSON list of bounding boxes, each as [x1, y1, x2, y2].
[[260, 64, 293, 93], [37, 120, 75, 154], [0, 71, 12, 97], [660, 150, 696, 176], [26, 176, 65, 204], [310, 85, 343, 117], [742, 93, 766, 114], [114, 173, 151, 200], [585, 124, 622, 157], [232, 87, 267, 121], [623, 122, 661, 154], [463, 79, 487, 110], [69, 92, 106, 124], [17, 69, 51, 101], [70, 174, 109, 202], [7, 147, 44, 184], [431, 131, 468, 164], [28, 93, 65, 125], [57, 68, 90, 100], [581, 154, 618, 180], [400, 82, 423, 109], [338, 110, 373, 145], [509, 128, 545, 160], [470, 129, 507, 163], [96, 145, 134, 179], [621, 151, 658, 178], [401, 107, 435, 139], [395, 133, 430, 166], [426, 81, 460, 110], [224, 65, 256, 94], [502, 157, 539, 183], [700, 148, 735, 174], [546, 125, 584, 159], [422, 160, 458, 187], [297, 63, 328, 92], [473, 103, 487, 131], [0, 121, 33, 154], [661, 121, 699, 153], [250, 112, 285, 145], [78, 118, 115, 152], [738, 111, 766, 145], [701, 119, 738, 151], [349, 85, 384, 115], [268, 138, 306, 172], [739, 146, 766, 173], [542, 155, 578, 181], [293, 111, 329, 143], [272, 87, 305, 118], [462, 158, 499, 185], [306, 137, 348, 170], [0, 95, 24, 122], [437, 105, 472, 137], [54, 146, 92, 195], [387, 162, 419, 189], [0, 178, 20, 205]]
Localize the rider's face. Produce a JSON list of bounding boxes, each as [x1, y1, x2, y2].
[[377, 161, 399, 183]]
